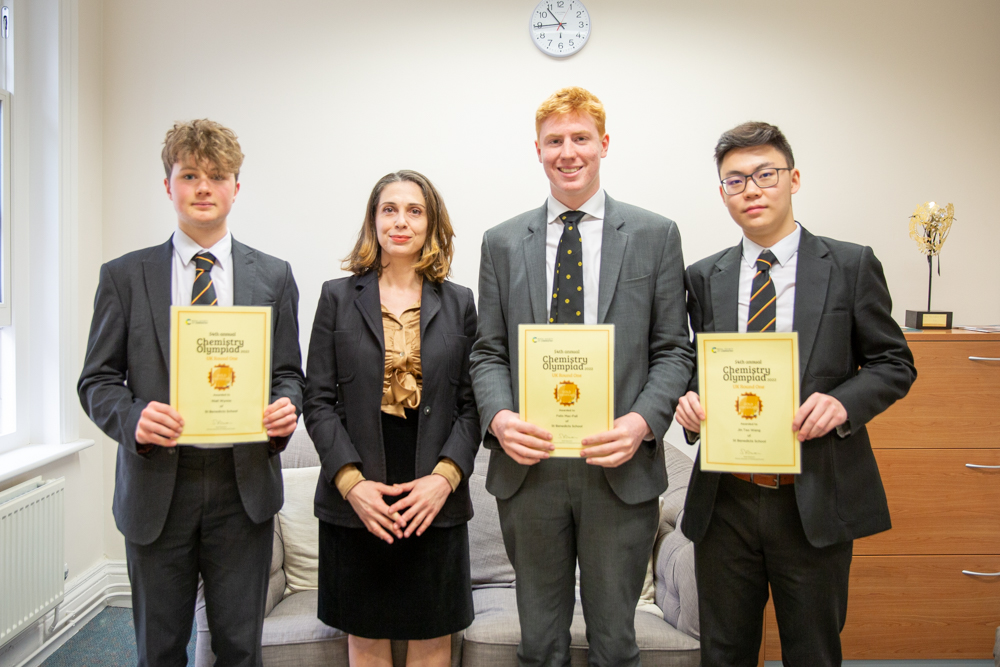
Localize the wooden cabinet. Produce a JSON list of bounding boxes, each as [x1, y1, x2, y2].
[[763, 331, 1000, 661]]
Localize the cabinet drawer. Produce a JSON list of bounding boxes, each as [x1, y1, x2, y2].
[[868, 341, 1000, 448], [764, 555, 1000, 659], [854, 449, 1000, 555]]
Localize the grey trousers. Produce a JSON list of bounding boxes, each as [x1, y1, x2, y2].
[[497, 458, 659, 667], [125, 447, 273, 667], [695, 473, 853, 667]]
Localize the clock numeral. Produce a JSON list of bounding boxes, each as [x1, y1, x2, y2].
[[534, 21, 543, 28], [538, 32, 545, 39], [576, 33, 581, 38], [578, 21, 585, 27], [558, 42, 563, 49], [538, 11, 548, 18], [577, 11, 583, 17], [557, 1, 564, 6], [548, 40, 553, 47], [569, 39, 574, 47]]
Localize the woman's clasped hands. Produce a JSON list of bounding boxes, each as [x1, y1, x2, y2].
[[346, 473, 452, 544]]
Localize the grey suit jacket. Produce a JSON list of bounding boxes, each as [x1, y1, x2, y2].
[[303, 272, 480, 528], [681, 226, 916, 548], [78, 236, 305, 546], [470, 194, 695, 505]]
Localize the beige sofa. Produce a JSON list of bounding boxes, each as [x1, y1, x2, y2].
[[195, 429, 700, 666]]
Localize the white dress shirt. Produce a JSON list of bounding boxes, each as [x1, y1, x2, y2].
[[171, 228, 235, 448], [545, 190, 605, 324], [171, 228, 234, 307], [737, 224, 800, 333]]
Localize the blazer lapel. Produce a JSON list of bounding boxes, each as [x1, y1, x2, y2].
[[793, 227, 831, 377], [597, 195, 627, 323], [142, 238, 174, 367], [420, 279, 442, 338], [231, 238, 257, 306], [354, 271, 385, 350], [523, 203, 549, 324], [709, 243, 742, 333]]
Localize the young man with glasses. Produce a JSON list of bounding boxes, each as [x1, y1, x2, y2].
[[674, 121, 916, 666]]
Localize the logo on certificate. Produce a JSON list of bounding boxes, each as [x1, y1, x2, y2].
[[736, 392, 762, 419], [208, 364, 236, 391], [554, 381, 580, 406]]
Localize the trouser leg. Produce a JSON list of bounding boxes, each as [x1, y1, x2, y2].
[[497, 461, 577, 667], [198, 450, 274, 667], [695, 474, 771, 667], [574, 463, 658, 667]]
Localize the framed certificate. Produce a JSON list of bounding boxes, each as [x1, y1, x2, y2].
[[518, 324, 614, 457], [170, 306, 272, 445], [697, 332, 800, 473]]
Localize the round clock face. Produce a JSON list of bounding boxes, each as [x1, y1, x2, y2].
[[529, 0, 591, 58]]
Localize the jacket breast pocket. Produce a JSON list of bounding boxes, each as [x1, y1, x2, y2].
[[808, 312, 851, 379], [332, 330, 360, 382], [444, 334, 469, 386]]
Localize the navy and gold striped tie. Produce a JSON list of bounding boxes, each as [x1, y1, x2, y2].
[[747, 250, 777, 332], [192, 252, 218, 306], [550, 211, 586, 324]]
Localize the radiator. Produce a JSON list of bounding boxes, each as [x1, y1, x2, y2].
[[0, 476, 65, 648]]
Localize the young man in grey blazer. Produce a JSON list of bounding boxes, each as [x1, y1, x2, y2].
[[675, 121, 916, 666], [470, 87, 694, 666], [78, 120, 304, 667]]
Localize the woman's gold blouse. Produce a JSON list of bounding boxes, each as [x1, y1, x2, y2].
[[333, 302, 462, 499]]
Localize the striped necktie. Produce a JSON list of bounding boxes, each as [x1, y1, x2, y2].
[[747, 249, 777, 332], [550, 211, 586, 324], [192, 252, 218, 306]]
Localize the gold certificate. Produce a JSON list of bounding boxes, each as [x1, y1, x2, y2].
[[697, 332, 800, 473], [518, 324, 614, 457], [170, 306, 272, 445]]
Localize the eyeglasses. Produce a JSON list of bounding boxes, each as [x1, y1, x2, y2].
[[720, 167, 792, 195]]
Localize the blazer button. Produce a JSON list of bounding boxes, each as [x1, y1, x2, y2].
[[423, 405, 431, 416], [168, 448, 177, 455]]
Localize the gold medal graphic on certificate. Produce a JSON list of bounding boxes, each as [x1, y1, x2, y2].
[[697, 332, 801, 473], [519, 324, 614, 457], [170, 306, 272, 445]]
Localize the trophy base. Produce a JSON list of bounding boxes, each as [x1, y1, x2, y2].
[[905, 310, 953, 329]]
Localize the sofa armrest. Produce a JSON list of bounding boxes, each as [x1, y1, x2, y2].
[[266, 517, 287, 617]]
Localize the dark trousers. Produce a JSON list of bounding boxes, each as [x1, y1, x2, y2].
[[497, 459, 658, 667], [124, 447, 273, 667], [695, 473, 853, 667]]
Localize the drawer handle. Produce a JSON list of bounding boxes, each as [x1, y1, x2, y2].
[[968, 356, 1000, 361], [962, 570, 1000, 577], [966, 464, 1000, 469]]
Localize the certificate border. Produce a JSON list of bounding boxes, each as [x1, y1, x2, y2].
[[697, 332, 801, 472], [518, 324, 615, 453], [170, 306, 273, 443]]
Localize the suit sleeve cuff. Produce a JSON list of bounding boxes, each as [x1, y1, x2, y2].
[[334, 464, 366, 499], [433, 458, 463, 493]]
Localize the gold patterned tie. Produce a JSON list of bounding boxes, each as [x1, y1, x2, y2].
[[550, 211, 586, 324], [192, 252, 218, 306], [747, 249, 777, 332]]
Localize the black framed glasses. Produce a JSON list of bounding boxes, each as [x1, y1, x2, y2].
[[720, 167, 792, 195]]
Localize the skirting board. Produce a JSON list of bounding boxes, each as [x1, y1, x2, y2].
[[0, 559, 131, 667]]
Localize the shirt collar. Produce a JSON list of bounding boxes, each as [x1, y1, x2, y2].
[[173, 227, 232, 270], [741, 222, 801, 269], [546, 189, 606, 225]]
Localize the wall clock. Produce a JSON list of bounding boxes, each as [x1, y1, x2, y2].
[[529, 0, 591, 58]]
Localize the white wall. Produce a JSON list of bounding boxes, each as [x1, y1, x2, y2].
[[89, 0, 998, 552]]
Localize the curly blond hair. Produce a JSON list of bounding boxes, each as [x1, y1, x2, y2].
[[535, 87, 606, 137], [161, 119, 244, 180]]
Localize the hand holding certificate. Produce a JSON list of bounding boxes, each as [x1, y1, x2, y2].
[[170, 306, 273, 445], [696, 332, 801, 473], [518, 324, 615, 457]]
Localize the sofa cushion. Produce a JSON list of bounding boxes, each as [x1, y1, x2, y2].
[[278, 466, 321, 594], [654, 509, 698, 639], [281, 428, 321, 469], [265, 519, 287, 617], [468, 447, 516, 586], [463, 587, 700, 666]]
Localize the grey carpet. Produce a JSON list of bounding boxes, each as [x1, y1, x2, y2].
[[41, 606, 196, 666]]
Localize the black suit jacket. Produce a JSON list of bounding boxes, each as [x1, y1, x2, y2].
[[303, 272, 480, 529], [681, 227, 916, 548], [78, 236, 305, 546]]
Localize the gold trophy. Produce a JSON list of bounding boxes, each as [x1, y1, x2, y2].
[[905, 201, 954, 329]]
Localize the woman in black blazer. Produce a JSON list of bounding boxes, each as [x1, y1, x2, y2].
[[303, 170, 479, 666]]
